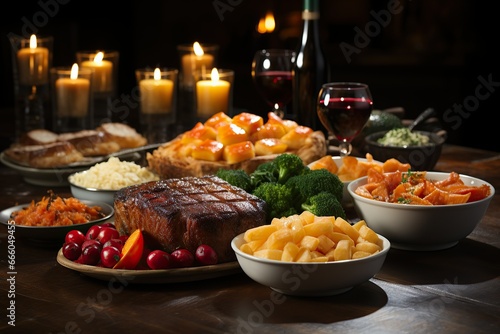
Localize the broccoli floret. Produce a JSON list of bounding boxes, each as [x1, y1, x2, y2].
[[250, 161, 278, 189], [250, 153, 307, 188], [252, 182, 297, 223], [301, 192, 346, 219], [273, 153, 308, 184], [286, 168, 344, 208], [216, 169, 253, 193]]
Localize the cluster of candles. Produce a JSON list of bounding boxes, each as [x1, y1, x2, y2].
[[14, 36, 232, 136]]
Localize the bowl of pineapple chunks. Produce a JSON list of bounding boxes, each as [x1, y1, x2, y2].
[[231, 211, 390, 296]]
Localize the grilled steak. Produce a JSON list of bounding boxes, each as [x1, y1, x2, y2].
[[114, 175, 267, 263]]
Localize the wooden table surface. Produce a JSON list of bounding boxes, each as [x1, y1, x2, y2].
[[1, 144, 499, 333]]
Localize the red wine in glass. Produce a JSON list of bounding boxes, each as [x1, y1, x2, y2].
[[318, 97, 373, 142], [252, 49, 295, 118], [254, 71, 293, 111], [317, 82, 373, 156]]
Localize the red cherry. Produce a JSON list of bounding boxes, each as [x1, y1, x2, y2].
[[195, 245, 218, 266], [85, 225, 102, 240], [62, 242, 81, 261], [170, 249, 195, 268], [79, 244, 101, 265], [96, 227, 120, 245], [146, 250, 173, 270], [103, 238, 124, 252], [81, 239, 102, 252], [100, 246, 122, 268], [64, 230, 86, 247]]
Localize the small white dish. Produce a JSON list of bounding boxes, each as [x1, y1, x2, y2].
[[231, 232, 390, 296], [68, 173, 117, 206]]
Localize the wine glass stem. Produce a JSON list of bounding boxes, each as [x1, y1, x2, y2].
[[339, 141, 352, 157], [273, 106, 284, 118]]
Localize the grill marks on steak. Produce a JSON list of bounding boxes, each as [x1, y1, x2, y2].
[[114, 175, 267, 263]]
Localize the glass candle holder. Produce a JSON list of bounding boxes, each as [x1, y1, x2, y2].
[[176, 43, 219, 135], [194, 68, 234, 121], [76, 50, 119, 126], [8, 34, 53, 138], [50, 64, 93, 133], [177, 43, 219, 90], [135, 67, 178, 143]]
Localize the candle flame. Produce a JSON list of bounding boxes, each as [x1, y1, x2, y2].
[[154, 68, 161, 80], [29, 34, 37, 49], [193, 42, 204, 57], [211, 68, 220, 82], [93, 51, 104, 64], [257, 11, 275, 34], [70, 63, 79, 80]]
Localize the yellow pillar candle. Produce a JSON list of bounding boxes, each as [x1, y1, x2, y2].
[[196, 68, 230, 118], [17, 34, 49, 86], [80, 51, 113, 93], [181, 42, 214, 88], [55, 64, 91, 117], [139, 68, 174, 114]]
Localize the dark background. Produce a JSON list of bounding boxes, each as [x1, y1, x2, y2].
[[1, 0, 498, 152]]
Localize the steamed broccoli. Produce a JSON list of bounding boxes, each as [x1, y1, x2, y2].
[[216, 168, 253, 193], [252, 182, 297, 222], [250, 161, 278, 188], [301, 191, 346, 219], [273, 153, 308, 183], [285, 168, 344, 209], [250, 153, 307, 188]]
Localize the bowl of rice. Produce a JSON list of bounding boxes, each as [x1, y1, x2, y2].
[[68, 157, 160, 205]]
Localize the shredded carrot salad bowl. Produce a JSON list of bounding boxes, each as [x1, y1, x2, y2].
[[347, 170, 494, 251], [0, 191, 113, 243]]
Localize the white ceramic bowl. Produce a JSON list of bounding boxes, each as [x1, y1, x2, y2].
[[68, 172, 117, 206], [231, 233, 390, 296], [347, 172, 495, 251]]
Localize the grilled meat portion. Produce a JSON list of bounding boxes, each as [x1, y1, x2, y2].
[[114, 175, 267, 263]]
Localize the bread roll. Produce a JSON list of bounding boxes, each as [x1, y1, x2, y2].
[[57, 130, 120, 156], [97, 123, 147, 149], [19, 129, 59, 146], [4, 142, 84, 168]]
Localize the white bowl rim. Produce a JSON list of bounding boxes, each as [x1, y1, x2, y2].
[[231, 232, 391, 265], [68, 171, 117, 192], [347, 171, 495, 209]]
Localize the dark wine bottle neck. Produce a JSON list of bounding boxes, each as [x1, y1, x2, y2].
[[303, 0, 320, 13]]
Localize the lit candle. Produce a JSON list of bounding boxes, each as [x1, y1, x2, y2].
[[80, 51, 113, 93], [55, 63, 91, 117], [17, 34, 49, 86], [196, 68, 230, 118], [181, 42, 214, 88], [139, 68, 174, 114]]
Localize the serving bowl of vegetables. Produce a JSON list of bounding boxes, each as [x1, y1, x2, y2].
[[347, 170, 494, 251], [364, 128, 446, 171]]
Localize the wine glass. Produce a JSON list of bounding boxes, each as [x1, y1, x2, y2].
[[251, 49, 295, 118], [317, 82, 373, 156]]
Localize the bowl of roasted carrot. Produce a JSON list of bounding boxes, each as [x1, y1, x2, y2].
[[347, 170, 494, 251]]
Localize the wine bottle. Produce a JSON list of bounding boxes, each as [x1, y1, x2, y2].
[[293, 0, 331, 132]]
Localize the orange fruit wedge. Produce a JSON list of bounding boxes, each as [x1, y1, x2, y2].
[[113, 229, 144, 270]]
